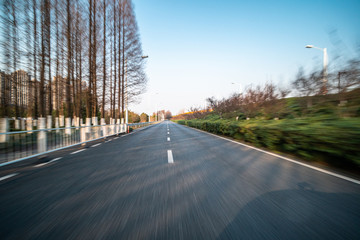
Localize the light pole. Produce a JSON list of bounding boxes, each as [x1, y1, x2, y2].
[[305, 45, 328, 94], [125, 55, 148, 125]]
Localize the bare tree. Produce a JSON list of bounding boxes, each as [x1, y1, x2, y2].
[[0, 0, 13, 117], [45, 0, 52, 117], [112, 0, 117, 119], [65, 0, 72, 118], [292, 67, 322, 107], [122, 1, 147, 107], [117, 0, 123, 120], [101, 0, 107, 119], [0, 0, 148, 120], [91, 0, 97, 118], [334, 59, 360, 94]]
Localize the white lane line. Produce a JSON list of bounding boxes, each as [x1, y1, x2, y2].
[[106, 139, 112, 142], [114, 137, 119, 140], [167, 150, 174, 163], [91, 143, 102, 147], [70, 149, 86, 155], [186, 125, 360, 185], [167, 137, 170, 141], [35, 157, 63, 167], [167, 132, 170, 135], [0, 173, 18, 182], [34, 163, 48, 167], [49, 157, 62, 163]]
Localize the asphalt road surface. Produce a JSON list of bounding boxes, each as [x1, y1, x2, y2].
[[0, 121, 359, 240]]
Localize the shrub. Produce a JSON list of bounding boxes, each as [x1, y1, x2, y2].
[[179, 117, 360, 168]]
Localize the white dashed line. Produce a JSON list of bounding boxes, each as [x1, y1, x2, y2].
[[35, 157, 63, 167], [167, 150, 174, 163], [34, 163, 48, 167], [167, 137, 170, 141], [91, 143, 102, 147], [0, 173, 18, 182], [114, 137, 119, 140], [70, 149, 86, 155], [49, 157, 62, 163], [167, 132, 170, 135]]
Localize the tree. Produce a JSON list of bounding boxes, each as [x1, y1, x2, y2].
[[121, 0, 147, 110], [0, 0, 13, 117], [65, 0, 72, 118], [111, 0, 117, 119], [139, 112, 148, 122], [128, 111, 139, 123], [292, 67, 322, 107], [334, 59, 360, 95], [0, 0, 148, 120], [165, 110, 172, 120], [101, 0, 107, 119]]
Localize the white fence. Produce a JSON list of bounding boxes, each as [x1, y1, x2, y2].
[[0, 121, 154, 166]]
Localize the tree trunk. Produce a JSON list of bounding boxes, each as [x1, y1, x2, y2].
[[66, 0, 72, 118], [101, 0, 106, 119]]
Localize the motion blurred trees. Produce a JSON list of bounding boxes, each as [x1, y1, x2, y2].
[[205, 83, 289, 119], [292, 67, 323, 107], [139, 112, 148, 122], [165, 110, 172, 120], [0, 0, 147, 120], [331, 58, 360, 99]]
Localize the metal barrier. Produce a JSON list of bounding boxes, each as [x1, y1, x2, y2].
[[0, 121, 155, 166], [128, 122, 154, 129]]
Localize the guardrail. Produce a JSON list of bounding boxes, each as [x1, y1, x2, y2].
[[0, 121, 155, 166]]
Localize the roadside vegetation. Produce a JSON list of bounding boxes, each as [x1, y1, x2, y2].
[[174, 58, 360, 170]]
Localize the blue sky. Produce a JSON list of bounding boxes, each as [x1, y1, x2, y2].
[[131, 0, 360, 115]]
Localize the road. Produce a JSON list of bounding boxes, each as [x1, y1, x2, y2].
[[0, 121, 359, 240]]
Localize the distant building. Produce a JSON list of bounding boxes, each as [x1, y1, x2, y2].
[[0, 70, 10, 107], [10, 70, 31, 108], [0, 69, 81, 117]]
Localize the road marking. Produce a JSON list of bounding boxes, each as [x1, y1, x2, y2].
[[106, 139, 112, 142], [35, 163, 49, 167], [186, 125, 360, 185], [49, 157, 62, 163], [35, 157, 63, 167], [114, 137, 119, 140], [167, 137, 170, 141], [167, 150, 174, 163], [167, 131, 170, 135], [0, 173, 18, 182], [91, 143, 102, 147], [70, 149, 86, 155]]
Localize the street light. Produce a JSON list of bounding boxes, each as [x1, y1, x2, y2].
[[305, 44, 328, 94], [125, 55, 149, 125]]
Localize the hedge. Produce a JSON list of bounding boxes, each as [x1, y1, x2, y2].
[[176, 118, 360, 167]]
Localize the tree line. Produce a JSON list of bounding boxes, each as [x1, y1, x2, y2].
[[173, 55, 360, 120], [0, 0, 147, 121]]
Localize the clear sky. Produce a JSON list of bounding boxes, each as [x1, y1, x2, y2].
[[130, 0, 360, 115]]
